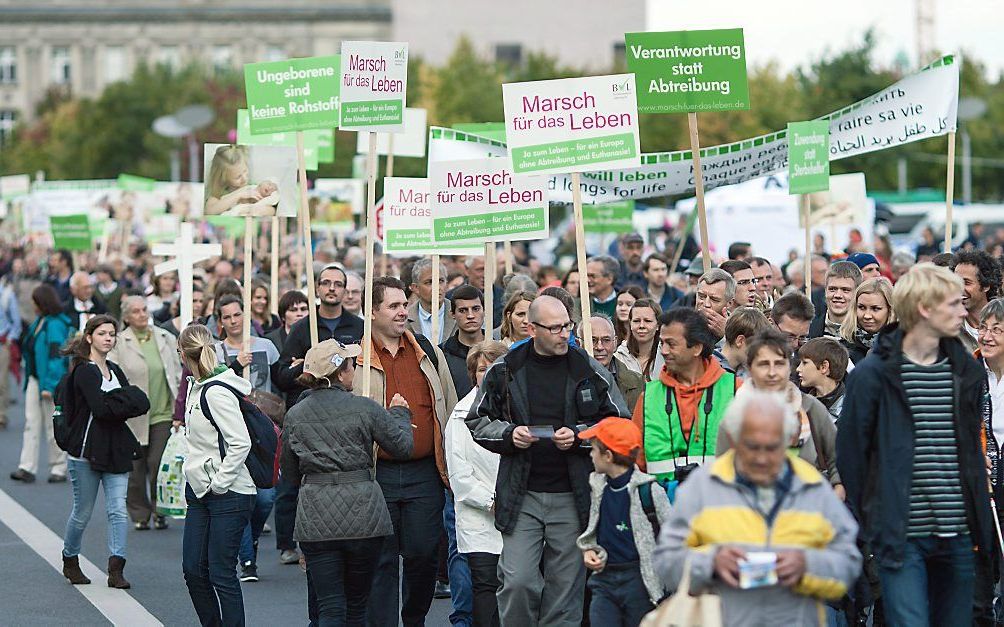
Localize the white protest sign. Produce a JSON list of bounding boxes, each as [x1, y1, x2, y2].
[[339, 41, 408, 133], [430, 157, 549, 243], [384, 178, 482, 256], [432, 55, 959, 203], [355, 107, 427, 157], [502, 74, 641, 175], [0, 174, 30, 200]]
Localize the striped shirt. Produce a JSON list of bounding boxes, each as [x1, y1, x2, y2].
[[902, 357, 968, 537]]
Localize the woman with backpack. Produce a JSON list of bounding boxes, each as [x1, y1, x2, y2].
[[10, 284, 73, 484], [179, 323, 256, 627], [60, 314, 148, 589]]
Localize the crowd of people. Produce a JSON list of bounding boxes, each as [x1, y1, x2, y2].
[[0, 223, 1002, 626]]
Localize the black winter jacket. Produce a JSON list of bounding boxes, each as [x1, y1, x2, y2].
[[62, 361, 144, 474], [440, 332, 475, 400], [272, 308, 364, 409], [465, 341, 629, 534], [837, 324, 993, 567]]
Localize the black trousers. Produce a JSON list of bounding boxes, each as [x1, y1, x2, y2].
[[465, 552, 500, 627], [304, 538, 384, 626], [274, 474, 299, 551]]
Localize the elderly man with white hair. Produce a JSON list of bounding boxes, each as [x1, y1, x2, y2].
[[654, 388, 861, 626]]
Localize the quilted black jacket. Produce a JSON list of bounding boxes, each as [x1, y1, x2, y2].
[[279, 385, 413, 542]]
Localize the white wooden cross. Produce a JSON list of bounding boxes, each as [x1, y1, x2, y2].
[[152, 222, 222, 328]]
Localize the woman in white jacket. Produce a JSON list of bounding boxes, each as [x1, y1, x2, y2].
[[445, 340, 508, 627], [178, 324, 256, 627]]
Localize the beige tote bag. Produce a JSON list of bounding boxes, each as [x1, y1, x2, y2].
[[640, 558, 722, 627]]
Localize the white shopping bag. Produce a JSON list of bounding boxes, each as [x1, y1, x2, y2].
[[156, 428, 188, 519]]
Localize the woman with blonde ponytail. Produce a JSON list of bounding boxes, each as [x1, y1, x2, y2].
[[178, 324, 256, 626]]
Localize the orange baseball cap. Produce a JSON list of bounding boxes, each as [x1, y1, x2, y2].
[[578, 417, 642, 457]]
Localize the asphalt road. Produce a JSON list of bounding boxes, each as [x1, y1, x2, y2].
[[0, 382, 452, 626]]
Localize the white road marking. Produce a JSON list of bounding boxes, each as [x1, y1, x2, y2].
[[0, 487, 163, 626]]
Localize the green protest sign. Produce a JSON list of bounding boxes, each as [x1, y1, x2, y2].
[[583, 200, 634, 233], [50, 214, 92, 251], [317, 131, 335, 163], [243, 55, 341, 135], [452, 123, 507, 143], [236, 110, 321, 170], [339, 41, 408, 132], [625, 29, 749, 114], [788, 121, 830, 194], [429, 157, 549, 243], [117, 173, 156, 191]]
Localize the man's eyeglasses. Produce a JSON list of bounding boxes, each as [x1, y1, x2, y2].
[[736, 278, 759, 287], [531, 321, 574, 335], [318, 279, 345, 289], [591, 336, 615, 346]]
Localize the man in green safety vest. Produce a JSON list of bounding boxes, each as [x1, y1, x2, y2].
[[631, 307, 741, 483]]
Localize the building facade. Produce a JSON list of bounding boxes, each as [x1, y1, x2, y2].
[[0, 0, 391, 137], [0, 0, 646, 143]]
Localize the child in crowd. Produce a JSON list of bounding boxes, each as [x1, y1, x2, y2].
[[204, 145, 279, 216], [796, 337, 849, 422], [577, 418, 671, 627]]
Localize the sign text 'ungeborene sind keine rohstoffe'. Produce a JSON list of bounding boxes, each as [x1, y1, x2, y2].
[[625, 28, 749, 114], [243, 56, 341, 135], [429, 158, 549, 243], [501, 74, 641, 176], [339, 41, 408, 133], [383, 177, 482, 256]]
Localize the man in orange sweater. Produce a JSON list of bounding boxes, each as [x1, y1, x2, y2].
[[632, 307, 741, 483]]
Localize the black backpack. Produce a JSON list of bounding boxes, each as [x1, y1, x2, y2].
[[638, 481, 667, 538], [199, 380, 280, 489], [52, 366, 77, 452]]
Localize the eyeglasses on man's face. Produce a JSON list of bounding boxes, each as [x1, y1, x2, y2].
[[531, 321, 574, 335]]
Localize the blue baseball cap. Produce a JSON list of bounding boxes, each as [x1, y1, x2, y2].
[[846, 253, 879, 270]]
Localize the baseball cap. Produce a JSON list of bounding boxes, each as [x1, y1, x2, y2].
[[846, 252, 879, 270], [303, 339, 362, 379], [622, 233, 644, 245], [578, 417, 642, 457], [684, 255, 717, 277]]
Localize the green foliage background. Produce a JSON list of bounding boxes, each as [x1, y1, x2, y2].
[[2, 34, 1001, 201]]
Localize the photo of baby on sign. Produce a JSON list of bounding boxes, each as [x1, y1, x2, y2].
[[202, 143, 298, 217]]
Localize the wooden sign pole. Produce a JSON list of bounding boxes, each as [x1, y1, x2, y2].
[[944, 131, 957, 253], [687, 113, 712, 271], [431, 254, 440, 344], [270, 216, 280, 316], [571, 171, 593, 356], [381, 133, 395, 277], [803, 195, 812, 299], [296, 131, 319, 345], [503, 242, 513, 275], [484, 244, 495, 334], [242, 216, 253, 380], [361, 132, 378, 398]]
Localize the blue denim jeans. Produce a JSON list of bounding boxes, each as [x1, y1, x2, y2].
[[238, 487, 276, 564], [444, 491, 473, 626], [586, 562, 654, 627], [63, 458, 129, 558], [304, 537, 384, 626], [367, 457, 445, 627], [878, 534, 975, 626], [183, 485, 255, 627]]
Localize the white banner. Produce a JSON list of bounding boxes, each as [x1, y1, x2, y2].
[[429, 55, 958, 204], [355, 107, 428, 157]]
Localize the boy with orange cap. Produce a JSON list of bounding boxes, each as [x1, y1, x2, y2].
[[576, 417, 671, 626]]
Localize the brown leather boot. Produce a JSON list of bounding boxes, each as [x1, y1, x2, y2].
[[107, 556, 130, 589], [62, 554, 91, 585]]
